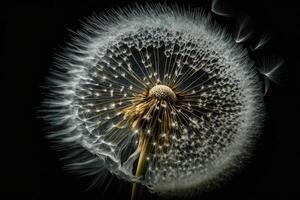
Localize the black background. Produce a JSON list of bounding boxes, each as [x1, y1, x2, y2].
[[1, 0, 299, 199]]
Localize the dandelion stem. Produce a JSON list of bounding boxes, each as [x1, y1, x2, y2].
[[131, 135, 150, 200]]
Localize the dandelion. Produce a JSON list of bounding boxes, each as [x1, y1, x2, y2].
[[42, 4, 265, 199]]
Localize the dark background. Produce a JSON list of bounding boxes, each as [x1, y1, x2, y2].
[[1, 0, 299, 199]]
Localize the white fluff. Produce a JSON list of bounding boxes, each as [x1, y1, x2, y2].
[[42, 4, 265, 197]]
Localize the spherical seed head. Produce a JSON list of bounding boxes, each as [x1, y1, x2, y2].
[[43, 4, 266, 197], [149, 85, 176, 101]]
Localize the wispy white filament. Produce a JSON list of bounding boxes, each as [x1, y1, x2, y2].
[[42, 4, 264, 197]]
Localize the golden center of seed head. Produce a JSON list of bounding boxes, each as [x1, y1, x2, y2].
[[148, 85, 176, 101]]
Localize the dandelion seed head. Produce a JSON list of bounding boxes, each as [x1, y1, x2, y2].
[[42, 4, 264, 197]]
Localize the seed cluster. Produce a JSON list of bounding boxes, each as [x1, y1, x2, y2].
[[75, 27, 248, 189], [44, 5, 264, 196]]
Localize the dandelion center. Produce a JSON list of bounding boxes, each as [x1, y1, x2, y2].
[[149, 84, 176, 101]]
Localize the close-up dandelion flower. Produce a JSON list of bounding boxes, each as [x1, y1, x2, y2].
[[43, 3, 264, 198], [1, 0, 299, 200]]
